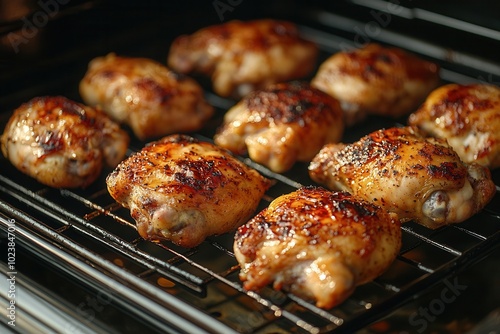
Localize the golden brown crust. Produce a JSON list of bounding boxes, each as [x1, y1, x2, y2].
[[80, 53, 214, 140], [311, 44, 440, 123], [234, 186, 401, 309], [214, 81, 343, 172], [409, 84, 500, 169], [309, 126, 496, 228], [106, 134, 271, 248], [242, 81, 341, 125], [170, 20, 312, 70], [236, 187, 398, 253], [1, 96, 129, 188], [319, 127, 467, 183], [168, 19, 318, 97], [336, 44, 439, 82]]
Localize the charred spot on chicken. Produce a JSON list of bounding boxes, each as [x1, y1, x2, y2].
[[214, 81, 344, 173], [1, 96, 129, 188], [106, 134, 271, 248], [234, 186, 401, 309], [309, 126, 496, 229]]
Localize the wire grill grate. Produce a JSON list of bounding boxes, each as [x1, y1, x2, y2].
[[1, 1, 500, 332], [0, 148, 499, 333]]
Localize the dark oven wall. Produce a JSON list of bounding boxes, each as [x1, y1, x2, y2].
[[0, 0, 308, 109], [1, 0, 499, 111], [1, 1, 499, 334]]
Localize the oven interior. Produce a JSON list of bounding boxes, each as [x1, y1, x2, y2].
[[1, 1, 499, 333]]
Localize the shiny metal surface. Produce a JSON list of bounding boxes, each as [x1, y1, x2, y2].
[[0, 1, 499, 333]]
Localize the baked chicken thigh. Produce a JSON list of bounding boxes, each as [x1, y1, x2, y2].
[[106, 135, 271, 248], [214, 81, 344, 173], [1, 96, 129, 188], [311, 44, 440, 125], [167, 19, 318, 98], [409, 83, 500, 169], [309, 126, 496, 229], [234, 186, 401, 309], [80, 53, 213, 140]]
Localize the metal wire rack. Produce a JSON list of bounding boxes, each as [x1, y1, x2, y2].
[[0, 1, 499, 332], [1, 143, 499, 333]]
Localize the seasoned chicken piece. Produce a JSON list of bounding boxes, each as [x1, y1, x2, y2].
[[167, 19, 318, 98], [1, 96, 129, 188], [409, 83, 500, 170], [309, 126, 496, 229], [311, 44, 440, 125], [234, 186, 401, 309], [106, 134, 271, 248], [214, 82, 344, 173], [79, 53, 214, 140]]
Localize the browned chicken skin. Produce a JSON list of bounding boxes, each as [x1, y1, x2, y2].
[[234, 186, 401, 309], [309, 126, 496, 229], [409, 83, 500, 170], [80, 53, 214, 140], [311, 44, 440, 125], [106, 135, 271, 248], [167, 19, 318, 98], [1, 96, 129, 188], [214, 81, 344, 173]]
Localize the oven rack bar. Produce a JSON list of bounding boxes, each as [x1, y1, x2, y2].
[[1, 156, 499, 333], [0, 201, 238, 334], [344, 0, 500, 42], [0, 190, 328, 333], [1, 2, 499, 331], [0, 172, 330, 333], [0, 255, 118, 334], [298, 8, 500, 84]]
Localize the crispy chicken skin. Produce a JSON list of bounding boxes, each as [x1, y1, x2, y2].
[[309, 126, 496, 229], [409, 84, 500, 169], [311, 44, 440, 125], [79, 53, 214, 140], [167, 19, 318, 98], [1, 96, 129, 188], [106, 135, 271, 248], [234, 186, 401, 309], [214, 82, 344, 173]]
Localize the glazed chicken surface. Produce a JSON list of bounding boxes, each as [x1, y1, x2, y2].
[[1, 96, 129, 188], [309, 126, 496, 229], [234, 186, 401, 309], [409, 83, 500, 170], [214, 82, 344, 173], [311, 44, 440, 125], [79, 53, 214, 140], [167, 19, 318, 98], [106, 134, 271, 248]]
